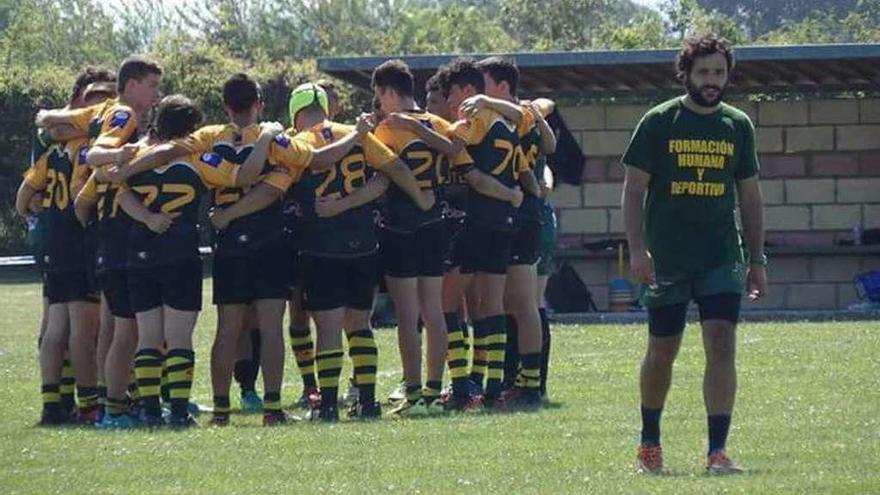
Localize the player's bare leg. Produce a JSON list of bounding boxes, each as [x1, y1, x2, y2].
[[386, 276, 421, 404], [254, 298, 287, 424], [418, 275, 447, 408], [502, 263, 542, 407], [209, 304, 246, 425], [70, 301, 100, 419], [702, 319, 741, 473], [311, 308, 345, 421], [441, 268, 474, 406], [343, 305, 380, 419], [37, 303, 71, 424], [474, 272, 507, 404], [163, 306, 199, 427]]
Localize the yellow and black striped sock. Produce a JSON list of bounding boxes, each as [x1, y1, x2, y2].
[[60, 357, 75, 411], [348, 329, 378, 404], [461, 319, 471, 353], [134, 348, 164, 417], [264, 392, 282, 413], [105, 396, 129, 417], [213, 395, 231, 419], [289, 325, 317, 389], [97, 382, 107, 409], [77, 386, 99, 410], [160, 351, 171, 404], [42, 383, 61, 406], [424, 380, 442, 404], [165, 349, 195, 419], [503, 314, 519, 387], [128, 369, 140, 401], [484, 315, 507, 400], [444, 312, 469, 397], [470, 318, 490, 388], [316, 349, 344, 408], [520, 353, 541, 391]]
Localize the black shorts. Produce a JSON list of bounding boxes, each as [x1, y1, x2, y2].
[[128, 259, 203, 313], [380, 222, 446, 278], [212, 241, 291, 305], [45, 270, 98, 305], [647, 292, 742, 337], [509, 220, 541, 266], [98, 269, 135, 319], [301, 254, 377, 312], [454, 220, 514, 275], [288, 247, 304, 290]]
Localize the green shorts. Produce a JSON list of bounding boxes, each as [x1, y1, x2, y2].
[[536, 202, 557, 277], [640, 263, 745, 309]]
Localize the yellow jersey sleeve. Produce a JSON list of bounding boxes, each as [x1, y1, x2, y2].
[[362, 132, 397, 170], [186, 125, 225, 154], [452, 108, 492, 145], [23, 149, 50, 190], [67, 104, 102, 132], [94, 104, 138, 149], [78, 172, 99, 203], [268, 133, 313, 175], [195, 152, 240, 189]]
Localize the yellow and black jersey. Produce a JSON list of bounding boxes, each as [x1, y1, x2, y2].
[[123, 150, 240, 267], [289, 120, 396, 257], [187, 123, 312, 254], [79, 141, 144, 273], [452, 107, 521, 230], [23, 138, 92, 271], [79, 100, 142, 272], [65, 99, 118, 141], [374, 110, 473, 232], [516, 108, 545, 223]]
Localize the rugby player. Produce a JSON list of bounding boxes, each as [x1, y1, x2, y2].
[[282, 83, 432, 421], [622, 34, 766, 474], [19, 72, 116, 425]]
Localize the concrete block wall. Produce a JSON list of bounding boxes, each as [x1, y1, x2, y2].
[[551, 97, 880, 311]]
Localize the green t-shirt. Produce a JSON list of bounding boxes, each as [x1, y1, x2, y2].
[[621, 97, 759, 278]]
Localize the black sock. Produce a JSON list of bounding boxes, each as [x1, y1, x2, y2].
[[708, 414, 732, 454], [249, 329, 261, 386], [641, 406, 663, 446], [538, 307, 551, 396]]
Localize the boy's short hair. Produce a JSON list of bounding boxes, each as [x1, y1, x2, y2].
[[117, 55, 162, 93]]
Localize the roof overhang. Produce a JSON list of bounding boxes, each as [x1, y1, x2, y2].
[[318, 43, 880, 98]]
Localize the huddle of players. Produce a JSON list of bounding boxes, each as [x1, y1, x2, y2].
[[19, 53, 557, 427]]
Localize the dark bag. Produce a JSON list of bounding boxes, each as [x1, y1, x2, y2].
[[546, 261, 598, 312], [546, 111, 586, 186]]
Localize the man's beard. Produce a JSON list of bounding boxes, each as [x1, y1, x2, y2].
[[685, 78, 726, 107]]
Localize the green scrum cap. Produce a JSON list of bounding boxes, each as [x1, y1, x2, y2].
[[289, 83, 329, 125]]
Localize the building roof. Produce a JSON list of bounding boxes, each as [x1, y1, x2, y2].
[[318, 43, 880, 97]]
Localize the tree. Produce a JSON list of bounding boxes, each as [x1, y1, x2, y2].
[[695, 0, 860, 37]]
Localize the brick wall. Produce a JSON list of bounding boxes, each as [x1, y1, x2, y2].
[[551, 97, 880, 311]]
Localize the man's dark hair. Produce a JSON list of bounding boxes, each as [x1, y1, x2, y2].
[[371, 59, 414, 97], [154, 94, 202, 141], [70, 66, 115, 104], [315, 79, 337, 94], [425, 69, 446, 94], [117, 55, 162, 93], [222, 73, 262, 113], [477, 56, 519, 96], [445, 57, 484, 94], [676, 33, 735, 81]]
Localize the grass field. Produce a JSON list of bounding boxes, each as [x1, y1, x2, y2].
[[1, 279, 879, 494]]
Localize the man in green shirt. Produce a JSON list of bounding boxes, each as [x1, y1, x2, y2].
[[621, 34, 767, 475]]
